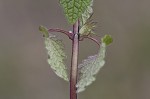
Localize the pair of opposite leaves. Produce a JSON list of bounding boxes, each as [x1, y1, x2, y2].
[[39, 0, 113, 93], [39, 25, 112, 93]]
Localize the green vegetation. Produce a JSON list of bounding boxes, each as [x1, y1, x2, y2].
[[39, 0, 112, 99]]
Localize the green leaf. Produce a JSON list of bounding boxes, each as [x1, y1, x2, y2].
[[102, 35, 113, 45], [80, 0, 94, 26], [79, 0, 97, 36], [39, 26, 69, 81], [76, 42, 107, 93], [59, 0, 91, 24], [79, 17, 97, 36]]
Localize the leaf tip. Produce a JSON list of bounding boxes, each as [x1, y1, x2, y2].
[[101, 35, 113, 46], [39, 25, 49, 38]]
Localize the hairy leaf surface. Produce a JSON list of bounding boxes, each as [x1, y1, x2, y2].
[[79, 0, 96, 36], [80, 0, 93, 26], [79, 17, 96, 36], [76, 35, 113, 92], [76, 40, 107, 93], [39, 26, 69, 81], [59, 0, 91, 24]]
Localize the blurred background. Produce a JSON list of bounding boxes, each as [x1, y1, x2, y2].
[[0, 0, 150, 99]]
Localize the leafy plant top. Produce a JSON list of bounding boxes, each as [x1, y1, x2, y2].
[[59, 0, 91, 24], [39, 0, 113, 99]]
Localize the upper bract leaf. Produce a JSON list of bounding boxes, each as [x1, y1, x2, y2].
[[79, 0, 97, 36], [59, 0, 91, 24], [80, 0, 94, 26], [79, 17, 97, 36]]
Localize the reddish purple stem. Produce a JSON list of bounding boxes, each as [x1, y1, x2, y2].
[[48, 28, 73, 39], [70, 21, 79, 99], [47, 25, 100, 99], [80, 35, 100, 46], [48, 28, 100, 46]]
